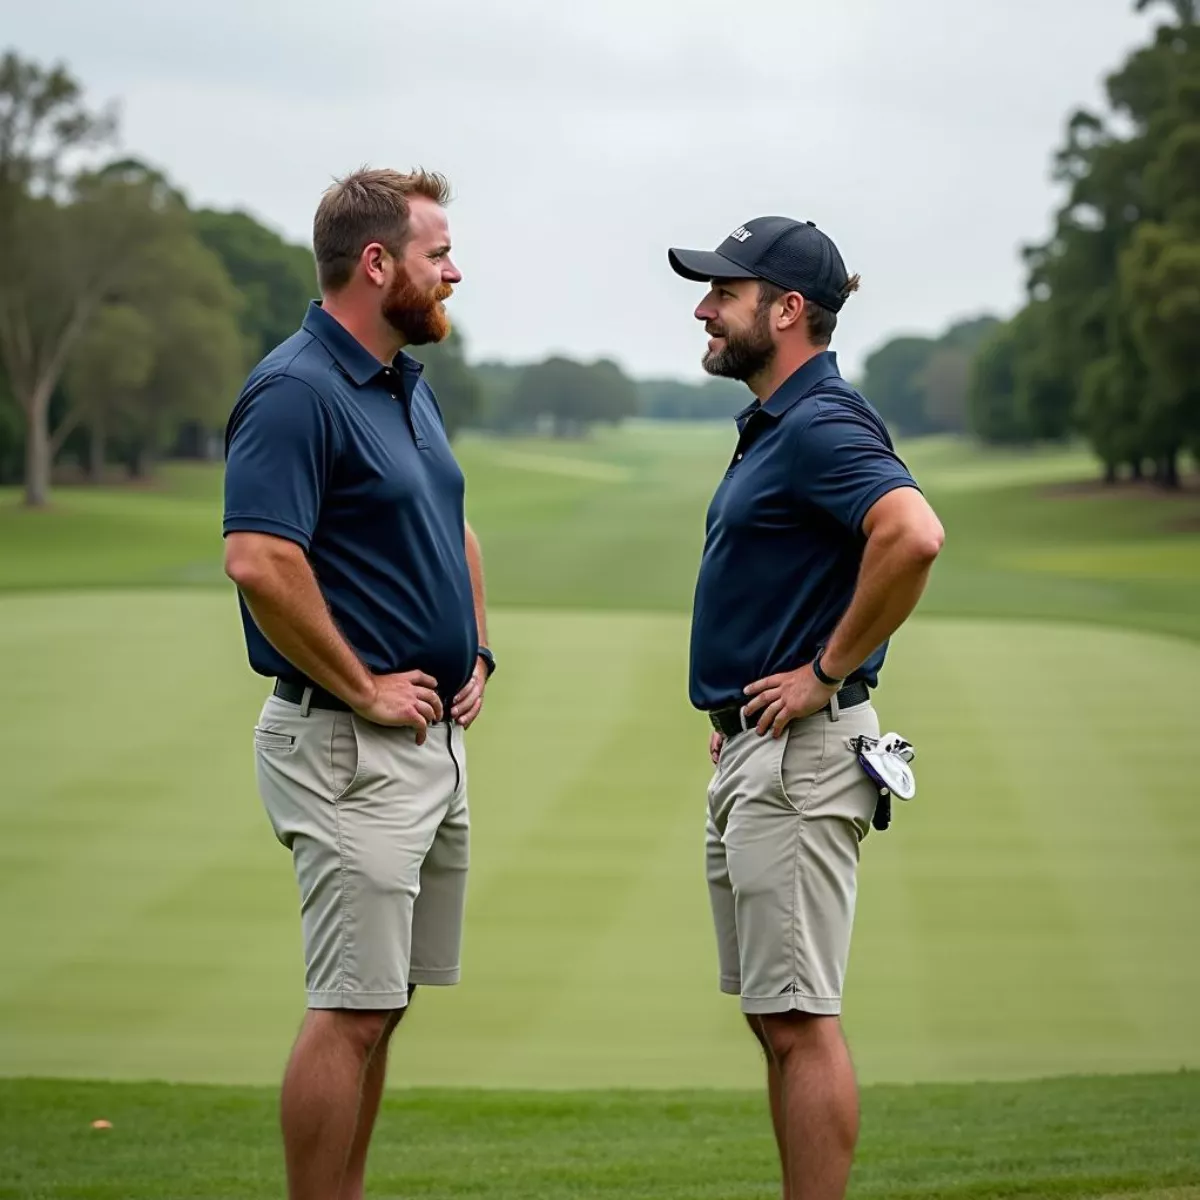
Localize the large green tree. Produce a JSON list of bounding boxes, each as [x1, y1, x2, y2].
[[192, 208, 315, 364], [0, 54, 194, 505], [974, 0, 1200, 483], [65, 228, 247, 479]]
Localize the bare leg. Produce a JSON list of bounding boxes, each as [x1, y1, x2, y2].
[[759, 1013, 859, 1200], [747, 1015, 790, 1199], [339, 994, 412, 1200], [279, 1008, 397, 1200]]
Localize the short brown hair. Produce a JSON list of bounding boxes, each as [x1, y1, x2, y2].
[[313, 167, 452, 292], [758, 274, 861, 346]]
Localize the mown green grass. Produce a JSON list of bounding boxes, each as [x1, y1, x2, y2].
[[3, 1074, 1198, 1200], [1, 595, 1196, 1090], [1, 426, 1198, 1195], [3, 427, 1199, 639]]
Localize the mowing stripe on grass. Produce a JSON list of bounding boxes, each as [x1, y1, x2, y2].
[[1, 593, 1196, 1090]]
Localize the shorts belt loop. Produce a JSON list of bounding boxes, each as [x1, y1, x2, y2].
[[300, 686, 313, 718], [828, 691, 840, 722]]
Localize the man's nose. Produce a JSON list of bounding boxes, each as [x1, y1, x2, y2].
[[444, 259, 463, 284]]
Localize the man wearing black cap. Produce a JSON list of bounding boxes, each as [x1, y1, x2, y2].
[[669, 217, 944, 1200]]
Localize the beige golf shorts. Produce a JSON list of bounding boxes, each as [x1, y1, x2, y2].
[[706, 698, 881, 1016], [254, 692, 469, 1010]]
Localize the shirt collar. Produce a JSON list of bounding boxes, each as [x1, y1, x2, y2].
[[758, 350, 843, 419], [302, 301, 424, 387]]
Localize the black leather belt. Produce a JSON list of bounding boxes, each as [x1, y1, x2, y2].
[[707, 679, 871, 738], [273, 678, 457, 723], [273, 678, 353, 712], [274, 678, 458, 723]]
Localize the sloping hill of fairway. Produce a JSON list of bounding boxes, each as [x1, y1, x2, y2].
[[1, 592, 1196, 1090]]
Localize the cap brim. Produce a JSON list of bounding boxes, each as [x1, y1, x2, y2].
[[667, 248, 759, 283]]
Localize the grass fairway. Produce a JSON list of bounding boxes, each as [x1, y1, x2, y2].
[[1, 593, 1196, 1090], [3, 1074, 1199, 1200], [1, 426, 1199, 1194]]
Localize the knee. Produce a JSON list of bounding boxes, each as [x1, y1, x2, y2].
[[759, 1012, 838, 1062], [745, 1014, 771, 1057], [323, 1008, 401, 1058]]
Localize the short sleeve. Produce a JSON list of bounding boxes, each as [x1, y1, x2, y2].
[[223, 376, 339, 551], [792, 406, 919, 533]]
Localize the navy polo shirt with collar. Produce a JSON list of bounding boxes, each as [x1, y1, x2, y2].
[[689, 350, 919, 712], [222, 301, 478, 707]]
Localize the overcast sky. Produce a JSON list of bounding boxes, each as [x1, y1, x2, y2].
[[11, 1, 1153, 380]]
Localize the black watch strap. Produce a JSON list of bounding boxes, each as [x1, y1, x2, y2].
[[811, 650, 843, 688], [477, 646, 496, 678]]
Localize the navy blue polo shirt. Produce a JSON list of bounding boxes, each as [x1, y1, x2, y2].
[[689, 351, 919, 711], [223, 302, 477, 705]]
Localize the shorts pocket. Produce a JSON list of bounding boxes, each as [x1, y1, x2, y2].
[[254, 727, 296, 753], [776, 717, 828, 813], [330, 712, 362, 801]]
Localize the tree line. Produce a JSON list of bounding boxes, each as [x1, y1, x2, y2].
[[0, 50, 749, 507], [23, 12, 1192, 510], [965, 0, 1200, 486]]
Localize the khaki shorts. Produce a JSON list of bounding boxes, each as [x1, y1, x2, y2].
[[706, 700, 880, 1016], [254, 693, 469, 1010]]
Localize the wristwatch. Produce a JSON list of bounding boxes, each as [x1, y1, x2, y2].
[[811, 649, 843, 688], [476, 646, 496, 678]]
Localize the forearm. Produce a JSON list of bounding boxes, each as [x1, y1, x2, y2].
[[231, 544, 375, 707], [820, 531, 937, 680], [465, 522, 489, 647]]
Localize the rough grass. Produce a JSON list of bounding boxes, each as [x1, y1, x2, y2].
[[2, 1074, 1198, 1199]]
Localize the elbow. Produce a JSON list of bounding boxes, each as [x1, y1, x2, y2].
[[224, 537, 281, 595], [224, 548, 261, 593], [907, 516, 945, 565], [876, 515, 944, 565]]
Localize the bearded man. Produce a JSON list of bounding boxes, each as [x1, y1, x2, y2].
[[667, 216, 944, 1200], [222, 168, 495, 1200]]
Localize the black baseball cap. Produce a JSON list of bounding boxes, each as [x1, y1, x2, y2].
[[668, 216, 852, 313]]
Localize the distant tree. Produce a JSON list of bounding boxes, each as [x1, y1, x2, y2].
[[638, 376, 745, 421], [0, 367, 21, 485], [580, 358, 638, 427], [967, 321, 1033, 445], [1120, 221, 1200, 486], [1078, 354, 1150, 483], [472, 360, 525, 432], [510, 355, 640, 437], [917, 346, 973, 433], [64, 303, 155, 480], [192, 207, 316, 362], [0, 53, 196, 505], [861, 336, 938, 435], [64, 223, 247, 479], [989, 0, 1200, 481]]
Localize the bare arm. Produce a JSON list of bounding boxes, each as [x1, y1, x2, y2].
[[224, 532, 442, 735], [819, 487, 945, 680]]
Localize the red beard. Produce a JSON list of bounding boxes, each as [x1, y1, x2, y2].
[[383, 273, 453, 345]]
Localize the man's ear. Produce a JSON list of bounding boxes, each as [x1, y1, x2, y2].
[[775, 291, 806, 331], [361, 242, 388, 288]]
